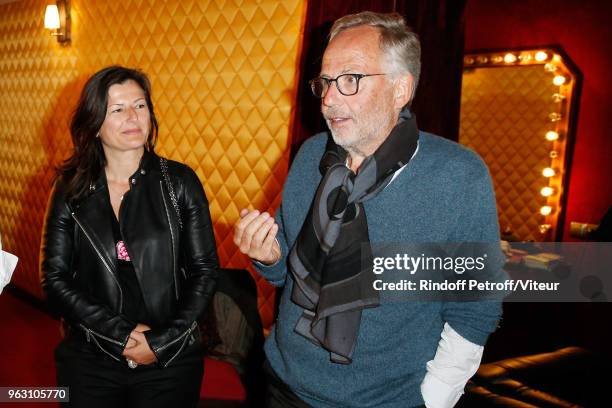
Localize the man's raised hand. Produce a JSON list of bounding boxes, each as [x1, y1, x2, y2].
[[234, 209, 281, 265]]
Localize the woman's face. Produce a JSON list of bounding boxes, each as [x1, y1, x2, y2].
[[98, 80, 151, 156]]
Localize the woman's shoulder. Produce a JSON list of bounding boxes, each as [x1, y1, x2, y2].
[[152, 152, 196, 179], [44, 175, 75, 216], [155, 155, 204, 195], [161, 157, 193, 176]]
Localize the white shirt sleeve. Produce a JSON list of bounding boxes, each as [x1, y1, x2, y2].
[[0, 235, 19, 295], [420, 322, 484, 408]]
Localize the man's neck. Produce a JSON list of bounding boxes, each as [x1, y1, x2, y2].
[[346, 137, 383, 172], [346, 154, 364, 173]]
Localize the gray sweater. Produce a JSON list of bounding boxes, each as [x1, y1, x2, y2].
[[255, 131, 502, 407]]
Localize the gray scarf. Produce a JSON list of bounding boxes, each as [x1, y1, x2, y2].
[[289, 108, 419, 364]]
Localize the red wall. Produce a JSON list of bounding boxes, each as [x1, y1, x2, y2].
[[465, 0, 612, 241]]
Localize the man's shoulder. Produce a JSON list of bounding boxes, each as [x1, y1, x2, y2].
[[295, 132, 328, 159], [419, 131, 480, 162], [288, 132, 329, 172], [418, 131, 489, 176], [282, 132, 329, 191]]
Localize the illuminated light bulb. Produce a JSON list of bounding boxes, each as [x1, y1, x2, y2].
[[552, 93, 566, 102], [549, 112, 562, 122], [544, 63, 557, 72], [491, 55, 503, 63], [504, 53, 517, 63], [549, 151, 558, 159], [553, 75, 566, 86], [464, 57, 474, 65], [539, 224, 552, 234], [540, 206, 553, 216], [541, 187, 554, 197], [535, 51, 548, 62], [542, 167, 556, 177], [44, 5, 60, 30], [546, 131, 559, 141]]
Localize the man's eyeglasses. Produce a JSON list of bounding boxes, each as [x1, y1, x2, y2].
[[309, 73, 386, 98]]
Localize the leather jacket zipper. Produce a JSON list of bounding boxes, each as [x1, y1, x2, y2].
[[163, 331, 190, 368], [156, 321, 198, 368], [78, 324, 122, 362], [79, 323, 125, 346], [160, 181, 179, 300], [155, 321, 197, 352], [71, 212, 124, 311]]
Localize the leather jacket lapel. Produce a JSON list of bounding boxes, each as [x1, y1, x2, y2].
[[73, 185, 119, 279], [121, 175, 175, 299]]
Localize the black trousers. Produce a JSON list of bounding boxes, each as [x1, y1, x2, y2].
[[55, 335, 203, 408]]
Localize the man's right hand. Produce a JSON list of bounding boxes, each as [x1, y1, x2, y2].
[[234, 209, 281, 265]]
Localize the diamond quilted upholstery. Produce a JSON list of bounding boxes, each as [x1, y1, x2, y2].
[[0, 0, 306, 329], [459, 65, 561, 241]]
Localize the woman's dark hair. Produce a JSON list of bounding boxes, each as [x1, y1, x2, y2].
[[58, 65, 159, 202]]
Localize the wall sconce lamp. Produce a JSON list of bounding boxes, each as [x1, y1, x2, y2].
[[44, 1, 71, 44]]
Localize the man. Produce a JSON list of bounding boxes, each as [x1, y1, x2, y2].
[[235, 11, 502, 408]]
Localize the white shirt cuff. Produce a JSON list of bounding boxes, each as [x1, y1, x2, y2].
[[420, 323, 483, 408], [1, 250, 18, 295]]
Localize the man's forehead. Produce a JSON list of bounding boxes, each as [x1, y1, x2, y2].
[[321, 25, 383, 73], [331, 24, 381, 42]]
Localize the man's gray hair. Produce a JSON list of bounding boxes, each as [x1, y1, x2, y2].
[[329, 11, 421, 99]]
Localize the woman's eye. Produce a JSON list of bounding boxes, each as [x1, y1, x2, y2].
[[136, 103, 146, 109], [111, 108, 122, 113]]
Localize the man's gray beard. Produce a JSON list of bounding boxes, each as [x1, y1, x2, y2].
[[328, 128, 369, 159]]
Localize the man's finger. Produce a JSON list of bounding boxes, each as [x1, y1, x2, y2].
[[234, 210, 260, 246], [250, 216, 275, 253], [261, 223, 280, 261], [240, 212, 271, 254]]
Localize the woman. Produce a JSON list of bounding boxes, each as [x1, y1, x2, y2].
[[41, 66, 219, 407]]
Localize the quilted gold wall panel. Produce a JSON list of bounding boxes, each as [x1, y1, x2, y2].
[[459, 65, 559, 241], [0, 0, 306, 328]]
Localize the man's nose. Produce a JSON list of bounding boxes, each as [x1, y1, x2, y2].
[[322, 82, 341, 107]]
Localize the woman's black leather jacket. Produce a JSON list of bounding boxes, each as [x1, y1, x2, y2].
[[41, 151, 219, 367]]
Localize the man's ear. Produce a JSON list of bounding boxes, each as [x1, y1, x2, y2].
[[393, 73, 414, 110]]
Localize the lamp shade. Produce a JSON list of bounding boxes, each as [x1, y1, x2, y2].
[[44, 5, 60, 29]]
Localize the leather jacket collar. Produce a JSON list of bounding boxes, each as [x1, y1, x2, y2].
[[87, 149, 159, 194]]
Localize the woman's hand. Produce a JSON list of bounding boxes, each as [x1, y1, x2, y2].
[[122, 323, 157, 365], [134, 323, 151, 332]]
